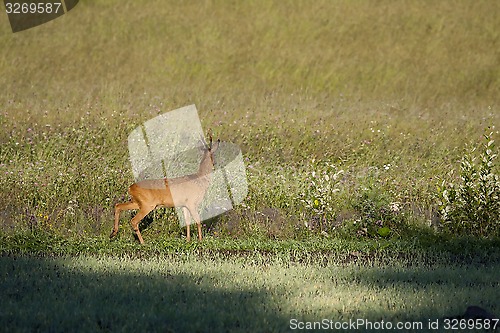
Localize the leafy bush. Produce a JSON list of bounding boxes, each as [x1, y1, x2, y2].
[[297, 161, 407, 238], [437, 131, 499, 237], [350, 187, 402, 238], [298, 160, 345, 234]]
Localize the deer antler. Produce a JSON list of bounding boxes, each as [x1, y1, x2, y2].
[[207, 128, 213, 149]]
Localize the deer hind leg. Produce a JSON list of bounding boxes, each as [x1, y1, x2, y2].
[[182, 207, 192, 241], [130, 204, 154, 244], [111, 201, 139, 239]]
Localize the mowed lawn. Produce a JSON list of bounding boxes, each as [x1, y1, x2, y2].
[[1, 254, 499, 333]]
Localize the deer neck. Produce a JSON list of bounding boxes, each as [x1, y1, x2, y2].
[[197, 151, 213, 178]]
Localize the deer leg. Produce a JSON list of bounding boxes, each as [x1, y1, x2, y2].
[[187, 207, 203, 241], [130, 205, 154, 244], [182, 207, 192, 241], [111, 201, 139, 238]]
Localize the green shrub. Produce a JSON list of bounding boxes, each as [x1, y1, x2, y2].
[[350, 187, 399, 238], [437, 131, 499, 237], [298, 160, 345, 234]]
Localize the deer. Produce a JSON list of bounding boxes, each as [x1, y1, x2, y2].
[[110, 132, 220, 244]]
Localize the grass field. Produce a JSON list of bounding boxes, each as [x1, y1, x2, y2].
[[1, 0, 499, 331], [1, 254, 499, 332]]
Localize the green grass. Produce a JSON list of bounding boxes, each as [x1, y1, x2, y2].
[[2, 230, 500, 264], [1, 254, 499, 333], [0, 1, 499, 331]]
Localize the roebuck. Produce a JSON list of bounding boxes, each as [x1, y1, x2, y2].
[[111, 134, 219, 244]]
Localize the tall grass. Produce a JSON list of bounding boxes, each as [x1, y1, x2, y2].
[[1, 0, 499, 106], [0, 0, 499, 240]]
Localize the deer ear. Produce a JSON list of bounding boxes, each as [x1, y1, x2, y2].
[[198, 134, 208, 149]]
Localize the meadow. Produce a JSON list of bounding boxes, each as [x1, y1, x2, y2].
[[0, 0, 499, 331]]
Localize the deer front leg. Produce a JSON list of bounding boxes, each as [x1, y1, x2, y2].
[[111, 201, 139, 239], [188, 207, 203, 241], [197, 222, 202, 241], [182, 207, 192, 242]]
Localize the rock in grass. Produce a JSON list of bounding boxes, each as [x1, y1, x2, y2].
[[445, 305, 497, 321], [463, 305, 496, 320]]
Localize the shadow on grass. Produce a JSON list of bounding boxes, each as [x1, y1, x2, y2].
[[346, 264, 500, 320], [1, 253, 499, 333], [401, 226, 500, 264], [0, 255, 288, 333]]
